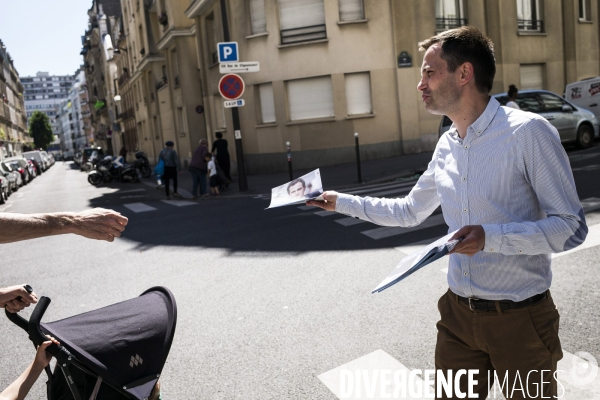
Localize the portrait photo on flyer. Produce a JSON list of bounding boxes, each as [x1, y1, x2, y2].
[[267, 169, 324, 209]]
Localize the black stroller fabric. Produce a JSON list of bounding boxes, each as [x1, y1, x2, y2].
[[41, 287, 176, 399]]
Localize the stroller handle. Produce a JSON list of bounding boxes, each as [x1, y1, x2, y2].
[[6, 296, 75, 361], [5, 308, 29, 332]]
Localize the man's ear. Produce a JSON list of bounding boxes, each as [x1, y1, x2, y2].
[[458, 62, 475, 87]]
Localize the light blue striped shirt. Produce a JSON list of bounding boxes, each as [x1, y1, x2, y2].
[[336, 97, 588, 301]]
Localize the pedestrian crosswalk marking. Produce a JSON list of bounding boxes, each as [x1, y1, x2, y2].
[[361, 214, 446, 240], [314, 210, 337, 217], [161, 200, 197, 207], [335, 217, 367, 227], [318, 349, 599, 399], [297, 205, 314, 211], [119, 188, 146, 194], [346, 181, 416, 196], [123, 202, 157, 213]]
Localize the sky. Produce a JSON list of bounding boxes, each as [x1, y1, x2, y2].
[[0, 0, 93, 77]]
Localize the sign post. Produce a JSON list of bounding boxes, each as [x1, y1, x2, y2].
[[219, 0, 247, 191]]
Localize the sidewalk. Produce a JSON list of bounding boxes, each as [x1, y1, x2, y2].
[[143, 151, 434, 199]]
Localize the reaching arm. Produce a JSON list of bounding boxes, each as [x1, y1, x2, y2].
[[308, 154, 441, 227], [482, 118, 587, 255], [0, 208, 128, 244], [0, 338, 59, 400]]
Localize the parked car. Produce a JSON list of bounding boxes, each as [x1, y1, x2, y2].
[[40, 150, 54, 167], [0, 162, 20, 193], [0, 174, 8, 204], [23, 151, 48, 172], [28, 158, 42, 176], [438, 90, 600, 148], [564, 77, 600, 120], [6, 158, 31, 185]]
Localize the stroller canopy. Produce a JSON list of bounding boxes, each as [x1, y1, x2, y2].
[[41, 287, 177, 398]]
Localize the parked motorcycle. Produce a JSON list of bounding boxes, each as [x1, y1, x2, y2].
[[87, 156, 139, 186], [134, 151, 152, 178]]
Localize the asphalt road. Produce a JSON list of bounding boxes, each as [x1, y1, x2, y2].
[[0, 143, 599, 399]]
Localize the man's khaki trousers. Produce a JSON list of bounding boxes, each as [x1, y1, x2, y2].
[[435, 289, 562, 399]]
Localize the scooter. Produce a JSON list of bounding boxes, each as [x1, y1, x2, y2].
[[134, 151, 152, 178], [88, 156, 139, 186]]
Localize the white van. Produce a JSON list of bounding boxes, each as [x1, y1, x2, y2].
[[22, 151, 47, 171], [565, 77, 600, 119]]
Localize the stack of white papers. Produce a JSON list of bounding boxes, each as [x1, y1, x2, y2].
[[372, 231, 461, 294]]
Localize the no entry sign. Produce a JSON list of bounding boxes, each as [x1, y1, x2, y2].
[[218, 74, 245, 100]]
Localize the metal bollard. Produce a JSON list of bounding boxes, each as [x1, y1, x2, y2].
[[354, 132, 362, 183], [286, 141, 293, 181]]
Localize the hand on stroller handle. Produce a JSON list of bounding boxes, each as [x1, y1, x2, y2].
[[5, 292, 74, 363]]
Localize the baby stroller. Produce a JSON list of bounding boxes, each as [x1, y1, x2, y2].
[[6, 286, 177, 400]]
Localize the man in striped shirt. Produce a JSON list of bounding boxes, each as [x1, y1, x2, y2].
[[309, 26, 587, 399]]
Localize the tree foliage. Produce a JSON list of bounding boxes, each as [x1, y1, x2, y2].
[[28, 111, 54, 149]]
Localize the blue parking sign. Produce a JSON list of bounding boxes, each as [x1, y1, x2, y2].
[[217, 42, 239, 63]]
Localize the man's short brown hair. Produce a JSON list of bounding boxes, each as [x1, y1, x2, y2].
[[418, 26, 495, 93]]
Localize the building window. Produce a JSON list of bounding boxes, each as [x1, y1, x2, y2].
[[257, 83, 276, 123], [286, 76, 334, 121], [436, 0, 467, 31], [579, 0, 592, 21], [206, 13, 218, 64], [249, 0, 267, 34], [339, 0, 364, 21], [517, 0, 543, 32], [520, 64, 544, 90], [345, 72, 372, 116], [278, 0, 326, 45]]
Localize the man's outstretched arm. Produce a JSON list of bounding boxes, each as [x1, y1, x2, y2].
[[0, 208, 128, 244]]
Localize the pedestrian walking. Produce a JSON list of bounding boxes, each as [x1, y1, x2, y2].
[[308, 26, 587, 399], [158, 141, 182, 200], [211, 132, 231, 182], [189, 139, 209, 198], [205, 152, 220, 196], [506, 84, 520, 109]]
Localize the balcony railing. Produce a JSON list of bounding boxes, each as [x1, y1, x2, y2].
[[280, 24, 327, 45], [518, 19, 544, 32], [436, 17, 468, 31]]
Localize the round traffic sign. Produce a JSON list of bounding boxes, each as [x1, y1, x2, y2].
[[218, 74, 245, 100]]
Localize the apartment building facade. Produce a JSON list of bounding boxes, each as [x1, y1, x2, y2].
[[58, 69, 90, 155], [22, 71, 74, 141], [180, 0, 600, 175], [88, 0, 600, 173], [112, 0, 205, 165], [0, 39, 28, 159], [82, 0, 123, 155]]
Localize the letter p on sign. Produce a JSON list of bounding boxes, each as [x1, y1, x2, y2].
[[218, 42, 239, 63]]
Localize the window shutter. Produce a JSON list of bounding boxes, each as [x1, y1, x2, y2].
[[278, 0, 325, 30], [345, 73, 372, 115], [259, 83, 276, 123], [339, 0, 364, 21], [520, 64, 544, 90], [250, 0, 267, 34], [287, 76, 334, 121]]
